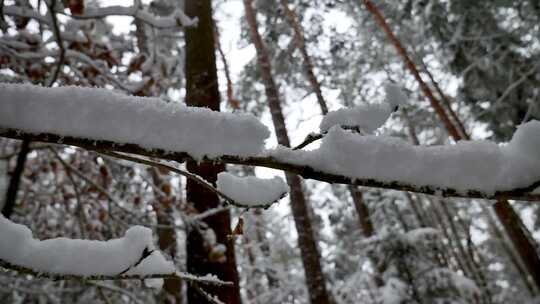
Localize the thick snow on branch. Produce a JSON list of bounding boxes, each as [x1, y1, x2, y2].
[[320, 84, 407, 133], [0, 83, 269, 160], [0, 215, 235, 287], [81, 6, 197, 28], [216, 172, 289, 207], [4, 4, 197, 29], [0, 215, 173, 282], [272, 122, 540, 195], [1, 83, 540, 200]]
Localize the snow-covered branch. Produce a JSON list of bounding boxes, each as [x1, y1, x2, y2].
[[101, 151, 288, 209], [1, 84, 540, 202], [0, 215, 232, 287], [4, 4, 197, 29]]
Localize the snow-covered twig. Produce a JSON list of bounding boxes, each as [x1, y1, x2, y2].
[[0, 214, 233, 286], [0, 258, 231, 286], [49, 148, 146, 224], [46, 0, 65, 87], [101, 151, 281, 209], [192, 283, 226, 304]]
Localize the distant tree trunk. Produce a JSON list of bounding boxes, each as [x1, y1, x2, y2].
[[253, 209, 280, 289], [242, 232, 260, 303], [184, 1, 241, 303], [149, 168, 183, 303], [362, 0, 540, 292], [494, 199, 540, 289], [2, 139, 30, 218], [279, 0, 375, 240], [348, 186, 374, 236], [481, 203, 538, 296], [134, 7, 182, 300], [242, 1, 331, 303], [279, 0, 327, 114]]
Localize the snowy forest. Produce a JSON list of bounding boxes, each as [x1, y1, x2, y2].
[[0, 0, 540, 303]]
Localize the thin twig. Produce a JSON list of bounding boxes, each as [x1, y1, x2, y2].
[[0, 0, 7, 31], [46, 0, 66, 87], [48, 147, 145, 225], [192, 283, 226, 304], [0, 258, 232, 286], [293, 132, 324, 150], [89, 282, 145, 304], [101, 151, 280, 209]]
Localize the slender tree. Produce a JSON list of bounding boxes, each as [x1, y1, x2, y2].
[[242, 0, 331, 303], [279, 0, 375, 238]]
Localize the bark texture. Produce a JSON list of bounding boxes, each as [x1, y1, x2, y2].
[[2, 139, 30, 218], [185, 1, 240, 303], [243, 1, 331, 303], [362, 0, 540, 292], [279, 0, 375, 239]]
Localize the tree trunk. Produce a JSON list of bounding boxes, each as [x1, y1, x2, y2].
[[2, 138, 30, 218], [242, 1, 331, 303], [134, 7, 182, 300], [481, 202, 537, 296], [149, 168, 183, 303], [184, 1, 240, 303], [279, 0, 327, 114], [348, 186, 374, 236], [279, 0, 375, 240], [362, 0, 540, 292], [494, 199, 540, 289], [253, 209, 280, 289]]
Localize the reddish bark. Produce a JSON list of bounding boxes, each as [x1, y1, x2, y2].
[[243, 1, 331, 303], [362, 0, 540, 292]]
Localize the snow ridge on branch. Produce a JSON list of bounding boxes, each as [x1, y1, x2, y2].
[[0, 215, 232, 288], [0, 83, 269, 160], [1, 83, 540, 202]]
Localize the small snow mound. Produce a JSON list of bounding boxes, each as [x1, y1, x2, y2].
[[144, 278, 164, 290], [319, 103, 394, 133], [507, 120, 540, 158], [216, 172, 289, 207], [0, 214, 175, 276]]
